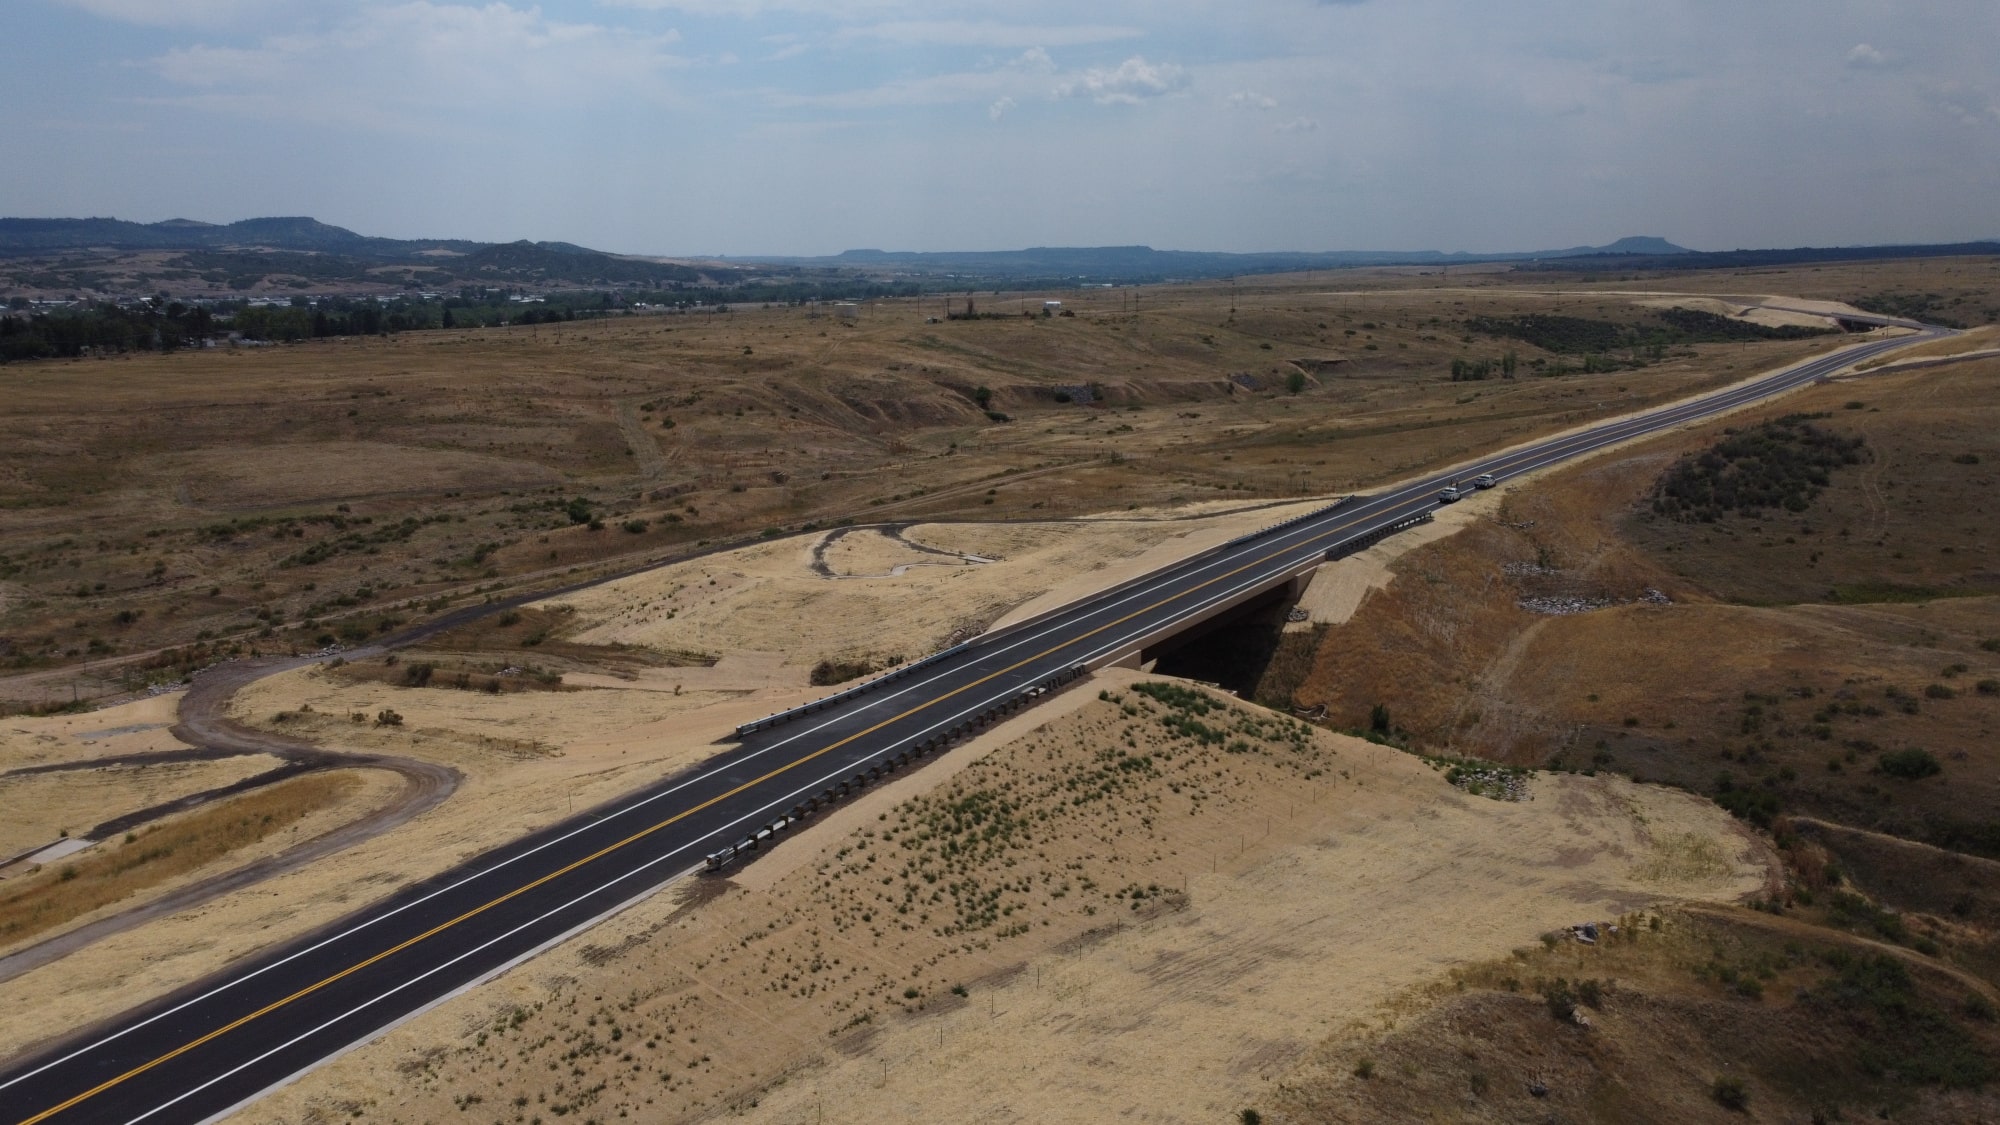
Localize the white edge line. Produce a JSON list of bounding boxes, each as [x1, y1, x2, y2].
[[164, 672, 1082, 1125], [6, 324, 1938, 1107], [9, 325, 1928, 1091], [189, 859, 708, 1125]]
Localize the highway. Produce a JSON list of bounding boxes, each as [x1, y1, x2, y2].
[[0, 322, 1942, 1125]]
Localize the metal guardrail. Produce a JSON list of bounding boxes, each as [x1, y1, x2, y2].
[[1222, 496, 1356, 550], [707, 664, 1088, 871], [738, 497, 1359, 740], [1323, 511, 1434, 561], [734, 640, 981, 738]]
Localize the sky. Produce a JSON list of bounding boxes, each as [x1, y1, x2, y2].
[[1, 0, 1996, 256]]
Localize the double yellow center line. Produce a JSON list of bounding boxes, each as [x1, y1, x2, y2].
[[22, 501, 1403, 1125], [17, 329, 1925, 1123]]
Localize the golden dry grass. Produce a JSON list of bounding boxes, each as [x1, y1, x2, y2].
[[1266, 905, 2000, 1124], [1289, 355, 2000, 876], [0, 752, 281, 858], [243, 672, 1764, 1125], [0, 770, 359, 947], [3, 265, 1929, 707]]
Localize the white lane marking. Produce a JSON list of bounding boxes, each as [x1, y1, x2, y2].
[[8, 326, 1934, 1103], [137, 672, 1090, 1125]]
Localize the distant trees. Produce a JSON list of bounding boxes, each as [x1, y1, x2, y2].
[[1462, 310, 1837, 371], [0, 300, 219, 361]]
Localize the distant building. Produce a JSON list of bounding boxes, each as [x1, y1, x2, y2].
[[834, 303, 859, 321], [1043, 300, 1063, 313]]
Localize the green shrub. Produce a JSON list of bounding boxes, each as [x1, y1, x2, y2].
[[1652, 414, 1867, 522], [1878, 748, 1942, 780], [1806, 951, 1994, 1087], [1711, 1076, 1748, 1110], [1542, 978, 1577, 1021]]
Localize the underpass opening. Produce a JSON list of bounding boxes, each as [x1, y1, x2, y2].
[[1144, 583, 1301, 701]]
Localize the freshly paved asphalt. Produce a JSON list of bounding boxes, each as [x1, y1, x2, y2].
[[0, 323, 1941, 1125]]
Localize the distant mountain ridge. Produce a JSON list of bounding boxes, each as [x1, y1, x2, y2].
[[2, 216, 1994, 289], [0, 218, 1688, 268], [770, 238, 1691, 280], [0, 216, 490, 259], [0, 217, 706, 290]]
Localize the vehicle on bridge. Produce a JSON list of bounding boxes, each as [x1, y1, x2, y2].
[[1473, 473, 1496, 489], [1437, 483, 1462, 502]]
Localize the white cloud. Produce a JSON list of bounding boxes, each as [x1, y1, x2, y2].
[[61, 0, 286, 26], [989, 96, 1016, 121], [1226, 90, 1278, 110], [768, 44, 1055, 111], [1845, 43, 1887, 68], [1272, 116, 1317, 132], [1923, 84, 1999, 128], [1055, 56, 1187, 105], [146, 3, 688, 130], [600, 0, 912, 15], [1013, 47, 1056, 73], [836, 20, 1139, 49]]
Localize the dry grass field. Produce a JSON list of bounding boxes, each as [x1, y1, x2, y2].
[[0, 256, 1995, 1118], [1291, 357, 2000, 848], [1266, 341, 2000, 1117], [1, 264, 1920, 709], [241, 671, 1766, 1125], [0, 771, 362, 949], [1267, 905, 2000, 1123]]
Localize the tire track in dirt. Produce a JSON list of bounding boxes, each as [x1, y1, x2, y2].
[[617, 400, 670, 483], [0, 656, 460, 984]]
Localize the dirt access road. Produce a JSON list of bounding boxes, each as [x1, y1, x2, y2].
[[0, 657, 458, 985]]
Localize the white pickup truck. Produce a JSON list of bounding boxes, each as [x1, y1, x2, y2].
[[1440, 473, 1496, 503]]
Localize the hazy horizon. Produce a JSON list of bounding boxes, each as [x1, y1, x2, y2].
[[3, 1, 1995, 257]]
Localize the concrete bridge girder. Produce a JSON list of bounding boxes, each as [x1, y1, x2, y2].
[[1087, 555, 1323, 674]]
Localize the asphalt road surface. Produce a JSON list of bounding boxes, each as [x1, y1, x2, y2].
[[0, 323, 1942, 1125]]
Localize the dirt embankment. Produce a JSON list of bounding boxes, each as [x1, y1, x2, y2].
[[1291, 361, 2000, 800], [244, 670, 1767, 1125], [535, 497, 1334, 669], [1266, 902, 2000, 1123]]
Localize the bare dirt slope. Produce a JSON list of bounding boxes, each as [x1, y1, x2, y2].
[[543, 499, 1330, 668], [1290, 359, 2000, 847], [1265, 903, 2000, 1124], [239, 670, 1766, 1125]]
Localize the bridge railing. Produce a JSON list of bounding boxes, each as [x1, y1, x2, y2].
[[708, 664, 1090, 871], [734, 640, 982, 738], [1323, 511, 1434, 560], [1221, 496, 1356, 550], [736, 496, 1361, 740]]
